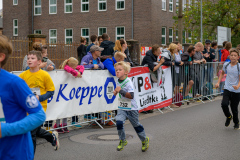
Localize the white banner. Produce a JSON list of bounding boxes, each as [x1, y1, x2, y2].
[[0, 97, 5, 122]]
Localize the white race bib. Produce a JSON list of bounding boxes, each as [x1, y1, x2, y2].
[[118, 98, 132, 110], [30, 88, 40, 96], [0, 97, 5, 122]]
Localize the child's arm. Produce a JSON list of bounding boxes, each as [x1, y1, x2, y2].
[[98, 61, 105, 70], [64, 65, 78, 77], [76, 65, 85, 74], [113, 86, 134, 99], [233, 74, 240, 90], [38, 91, 54, 102]]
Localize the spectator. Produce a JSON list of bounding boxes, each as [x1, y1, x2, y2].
[[211, 41, 218, 60], [182, 46, 195, 99], [98, 36, 103, 46], [217, 64, 226, 93], [221, 42, 232, 62], [173, 41, 183, 55], [77, 37, 87, 63], [81, 45, 104, 70], [86, 35, 98, 53], [113, 39, 134, 66], [219, 41, 228, 62], [100, 33, 115, 62]]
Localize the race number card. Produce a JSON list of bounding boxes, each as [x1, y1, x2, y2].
[[0, 97, 5, 122], [30, 88, 40, 96], [118, 98, 132, 110]]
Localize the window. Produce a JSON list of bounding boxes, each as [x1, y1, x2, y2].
[[116, 26, 125, 40], [13, 0, 18, 5], [116, 0, 125, 10], [182, 30, 186, 43], [169, 0, 173, 12], [98, 0, 107, 11], [65, 0, 72, 13], [81, 0, 89, 12], [162, 0, 166, 11], [81, 28, 89, 44], [34, 30, 42, 34], [49, 0, 57, 14], [13, 19, 18, 36], [176, 30, 178, 41], [188, 31, 192, 43], [161, 27, 166, 45], [65, 29, 73, 44], [34, 0, 41, 15], [49, 29, 57, 44], [98, 27, 107, 36], [169, 28, 173, 43]]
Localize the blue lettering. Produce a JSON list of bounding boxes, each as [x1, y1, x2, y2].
[[79, 87, 90, 105], [69, 88, 76, 100], [98, 86, 103, 98], [75, 87, 81, 99], [88, 86, 97, 104], [56, 84, 69, 102]]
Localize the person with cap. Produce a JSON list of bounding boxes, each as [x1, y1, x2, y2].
[[81, 45, 104, 70]]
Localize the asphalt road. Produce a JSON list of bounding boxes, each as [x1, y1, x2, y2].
[[35, 98, 240, 160]]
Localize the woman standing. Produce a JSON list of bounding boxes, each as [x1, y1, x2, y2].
[[77, 36, 87, 63]]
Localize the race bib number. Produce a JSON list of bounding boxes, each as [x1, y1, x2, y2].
[[30, 88, 40, 96], [118, 98, 132, 110], [0, 97, 5, 122]]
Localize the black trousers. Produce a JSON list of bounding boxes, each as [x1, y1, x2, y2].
[[31, 125, 53, 154], [221, 89, 240, 124]]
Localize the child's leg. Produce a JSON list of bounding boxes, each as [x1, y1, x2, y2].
[[62, 118, 68, 126], [221, 89, 231, 118], [127, 110, 146, 142], [229, 92, 240, 124], [55, 119, 60, 127], [31, 125, 41, 154], [36, 127, 54, 144], [115, 110, 127, 140]]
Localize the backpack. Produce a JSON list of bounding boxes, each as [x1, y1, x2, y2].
[[225, 62, 240, 74], [172, 93, 183, 107]]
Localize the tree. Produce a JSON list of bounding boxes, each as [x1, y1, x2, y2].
[[173, 0, 240, 45]]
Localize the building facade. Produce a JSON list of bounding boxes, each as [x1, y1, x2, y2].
[[3, 0, 190, 46]]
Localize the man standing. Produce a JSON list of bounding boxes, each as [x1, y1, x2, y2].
[[86, 35, 98, 53], [100, 33, 115, 62]]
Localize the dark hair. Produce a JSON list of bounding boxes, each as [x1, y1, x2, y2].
[[225, 42, 232, 51], [119, 39, 125, 46], [98, 36, 102, 41], [102, 33, 109, 40], [211, 41, 217, 48], [0, 36, 13, 67], [230, 48, 239, 56], [80, 36, 86, 43], [90, 35, 98, 42], [32, 42, 42, 51], [222, 41, 228, 48], [152, 44, 160, 53], [28, 50, 42, 61], [187, 46, 195, 53], [236, 44, 240, 51], [172, 41, 179, 45]]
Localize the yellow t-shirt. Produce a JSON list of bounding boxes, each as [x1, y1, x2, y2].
[[19, 69, 55, 112]]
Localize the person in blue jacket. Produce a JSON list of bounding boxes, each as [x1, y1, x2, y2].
[[0, 35, 46, 160], [103, 51, 126, 76]]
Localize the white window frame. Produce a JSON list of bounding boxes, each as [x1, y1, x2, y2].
[[161, 27, 166, 45], [116, 0, 125, 10], [81, 28, 90, 44], [65, 28, 73, 44], [162, 0, 166, 11], [169, 28, 173, 43], [64, 0, 73, 13], [169, 0, 173, 12], [34, 30, 42, 34], [13, 0, 18, 5], [81, 0, 89, 12], [98, 27, 107, 36], [98, 0, 107, 11], [34, 0, 42, 15], [116, 26, 125, 40], [49, 29, 57, 45], [188, 31, 192, 43], [13, 19, 18, 36], [49, 0, 57, 14]]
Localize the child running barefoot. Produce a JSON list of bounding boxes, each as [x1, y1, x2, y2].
[[113, 62, 149, 152], [215, 48, 240, 130]]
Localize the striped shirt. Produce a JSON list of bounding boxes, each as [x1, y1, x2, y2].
[[222, 62, 240, 93]]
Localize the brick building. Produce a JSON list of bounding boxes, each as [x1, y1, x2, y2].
[[3, 0, 190, 46]]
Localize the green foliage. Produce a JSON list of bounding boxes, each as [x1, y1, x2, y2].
[[173, 0, 240, 44]]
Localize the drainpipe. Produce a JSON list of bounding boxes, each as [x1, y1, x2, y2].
[[131, 0, 133, 39], [32, 0, 34, 34]]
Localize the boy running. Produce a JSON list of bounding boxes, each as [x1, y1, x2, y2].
[[215, 48, 240, 129], [0, 36, 46, 160], [19, 50, 59, 153], [113, 61, 149, 152]]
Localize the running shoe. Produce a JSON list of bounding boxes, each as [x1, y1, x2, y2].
[[234, 123, 240, 130], [117, 140, 128, 151], [53, 124, 64, 134], [52, 131, 60, 151], [142, 137, 149, 152], [225, 115, 232, 127]]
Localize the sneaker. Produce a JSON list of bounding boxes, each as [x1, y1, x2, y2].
[[53, 124, 64, 134], [45, 127, 52, 134], [234, 123, 240, 130], [52, 131, 60, 151], [61, 123, 70, 133], [117, 140, 128, 151], [142, 137, 149, 152], [71, 122, 82, 128], [225, 116, 232, 127]]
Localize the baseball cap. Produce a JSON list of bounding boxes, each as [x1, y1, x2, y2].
[[205, 40, 211, 44], [90, 45, 104, 52]]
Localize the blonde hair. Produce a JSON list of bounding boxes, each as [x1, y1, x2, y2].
[[168, 43, 178, 54], [114, 40, 122, 51], [114, 61, 131, 73], [59, 57, 79, 69], [32, 42, 43, 51], [195, 42, 204, 48], [114, 51, 126, 61], [0, 35, 13, 67]]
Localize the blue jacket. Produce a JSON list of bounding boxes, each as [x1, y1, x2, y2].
[[86, 43, 95, 53], [103, 57, 117, 76], [81, 52, 104, 69]]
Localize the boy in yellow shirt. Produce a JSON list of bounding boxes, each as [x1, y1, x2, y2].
[[19, 50, 59, 153]]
